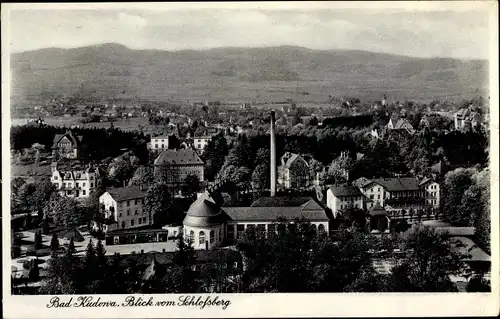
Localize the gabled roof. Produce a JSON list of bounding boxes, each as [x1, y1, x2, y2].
[[450, 236, 490, 262], [370, 177, 421, 192], [329, 186, 363, 197], [52, 131, 82, 149], [154, 149, 204, 166], [223, 196, 328, 222], [250, 196, 313, 207], [280, 153, 308, 169], [369, 203, 387, 216], [106, 185, 146, 202], [353, 177, 371, 188], [222, 206, 329, 222]]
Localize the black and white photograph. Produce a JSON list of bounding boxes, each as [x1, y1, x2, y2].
[[2, 1, 498, 318]]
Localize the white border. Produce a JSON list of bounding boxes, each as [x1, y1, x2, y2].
[[2, 2, 499, 318]]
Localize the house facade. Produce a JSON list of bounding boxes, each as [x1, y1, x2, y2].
[[277, 152, 310, 189], [182, 193, 330, 250], [52, 130, 82, 159], [326, 186, 364, 218], [50, 162, 99, 199], [99, 186, 150, 232], [153, 149, 205, 187], [351, 177, 440, 220], [151, 136, 169, 151], [193, 136, 212, 155]]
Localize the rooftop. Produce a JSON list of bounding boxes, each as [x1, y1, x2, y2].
[[368, 177, 422, 192], [154, 149, 204, 166], [106, 185, 147, 202], [329, 186, 363, 197]]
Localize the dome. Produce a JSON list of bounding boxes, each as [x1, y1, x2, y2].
[[183, 193, 225, 227]]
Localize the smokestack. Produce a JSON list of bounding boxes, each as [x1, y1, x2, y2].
[[270, 110, 277, 197]]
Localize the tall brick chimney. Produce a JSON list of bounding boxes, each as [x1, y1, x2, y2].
[[270, 110, 277, 197]]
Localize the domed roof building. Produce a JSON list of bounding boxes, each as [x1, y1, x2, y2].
[[182, 192, 227, 250]]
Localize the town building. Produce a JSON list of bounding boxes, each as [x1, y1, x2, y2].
[[50, 161, 99, 199], [352, 176, 440, 218], [386, 115, 415, 135], [51, 130, 82, 159], [179, 110, 330, 251], [150, 135, 170, 151], [181, 192, 330, 251], [326, 186, 364, 218], [99, 185, 150, 232], [454, 107, 482, 131], [153, 149, 205, 186], [277, 152, 310, 189]]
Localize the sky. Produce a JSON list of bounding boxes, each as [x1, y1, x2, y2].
[[6, 3, 493, 59]]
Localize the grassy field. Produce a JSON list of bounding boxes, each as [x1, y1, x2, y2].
[[11, 163, 52, 179]]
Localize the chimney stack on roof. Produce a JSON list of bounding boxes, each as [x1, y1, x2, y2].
[[270, 110, 277, 197]]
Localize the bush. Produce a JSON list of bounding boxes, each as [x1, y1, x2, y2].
[[466, 276, 490, 292]]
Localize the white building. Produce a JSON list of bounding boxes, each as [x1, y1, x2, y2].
[[50, 162, 99, 199], [326, 186, 364, 218], [193, 136, 212, 155], [181, 193, 330, 251], [150, 135, 169, 151], [99, 185, 150, 232]]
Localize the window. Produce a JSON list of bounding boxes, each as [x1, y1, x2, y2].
[[82, 182, 85, 187], [90, 183, 94, 188], [135, 199, 138, 205], [131, 219, 134, 226], [138, 218, 142, 225], [119, 212, 122, 217], [135, 210, 138, 215], [370, 195, 374, 199], [76, 182, 79, 187], [142, 217, 146, 223], [127, 210, 130, 216], [121, 221, 125, 228], [219, 229, 222, 242], [127, 200, 130, 207], [82, 190, 86, 196], [199, 231, 206, 245], [227, 225, 235, 239], [189, 230, 195, 243], [210, 230, 215, 243]]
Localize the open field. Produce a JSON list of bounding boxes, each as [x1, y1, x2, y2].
[[11, 44, 488, 107]]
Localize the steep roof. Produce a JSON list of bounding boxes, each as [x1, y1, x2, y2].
[[154, 149, 204, 166], [329, 186, 363, 197], [450, 236, 490, 262], [250, 196, 312, 207], [370, 177, 421, 192], [222, 206, 329, 222], [369, 203, 387, 216], [280, 153, 304, 168], [353, 177, 372, 188], [107, 185, 146, 202], [52, 131, 82, 148], [223, 196, 328, 222]]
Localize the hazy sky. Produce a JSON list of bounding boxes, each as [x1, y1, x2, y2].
[[7, 4, 492, 59]]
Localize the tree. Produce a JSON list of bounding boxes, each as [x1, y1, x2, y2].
[[144, 183, 171, 226], [183, 174, 200, 197], [50, 233, 59, 252], [202, 134, 229, 181], [31, 179, 56, 212], [466, 276, 491, 292], [388, 226, 468, 292], [167, 236, 198, 293], [128, 166, 154, 188], [34, 230, 43, 250], [441, 167, 478, 226], [251, 163, 269, 193], [324, 155, 353, 185], [50, 196, 82, 228], [29, 258, 40, 281]]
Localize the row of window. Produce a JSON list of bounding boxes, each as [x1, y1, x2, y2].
[[119, 217, 147, 228], [122, 199, 144, 207], [118, 209, 142, 217]]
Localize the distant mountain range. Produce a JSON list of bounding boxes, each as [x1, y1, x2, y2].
[[11, 43, 489, 105]]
